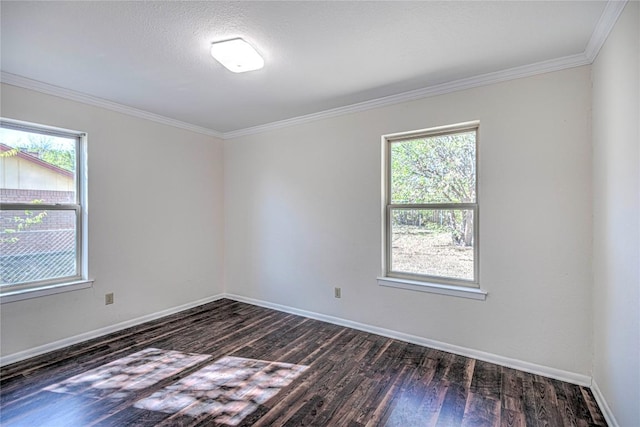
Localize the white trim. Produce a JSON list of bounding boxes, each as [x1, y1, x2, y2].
[[377, 277, 487, 301], [0, 279, 93, 304], [0, 291, 609, 401], [224, 293, 591, 386], [224, 0, 625, 139], [222, 53, 590, 139], [0, 280, 94, 304], [0, 1, 625, 140], [584, 0, 628, 62], [1, 292, 592, 386], [591, 380, 620, 427], [0, 293, 224, 366], [0, 118, 91, 305], [1, 54, 589, 142], [0, 72, 224, 139]]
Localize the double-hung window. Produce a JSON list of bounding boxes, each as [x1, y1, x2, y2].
[[380, 121, 483, 298], [0, 119, 88, 299]]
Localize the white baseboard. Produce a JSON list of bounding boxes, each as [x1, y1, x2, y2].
[[224, 293, 592, 387], [0, 294, 225, 367], [591, 380, 619, 427], [2, 292, 593, 389]]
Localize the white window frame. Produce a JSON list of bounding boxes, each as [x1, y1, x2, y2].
[[0, 118, 91, 303], [377, 121, 486, 300]]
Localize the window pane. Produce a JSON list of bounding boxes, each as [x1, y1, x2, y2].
[[390, 131, 475, 204], [390, 209, 474, 281], [1, 127, 76, 204], [0, 209, 77, 286]]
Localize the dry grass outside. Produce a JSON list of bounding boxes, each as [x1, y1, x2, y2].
[[391, 227, 473, 281]]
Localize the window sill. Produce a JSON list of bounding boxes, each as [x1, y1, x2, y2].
[[377, 276, 487, 301], [1, 280, 94, 304]]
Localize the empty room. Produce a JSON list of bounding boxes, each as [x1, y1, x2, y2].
[[0, 1, 638, 426]]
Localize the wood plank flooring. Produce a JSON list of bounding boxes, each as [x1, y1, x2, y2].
[[0, 299, 606, 426]]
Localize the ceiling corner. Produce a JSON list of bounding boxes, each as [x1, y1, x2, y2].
[[584, 0, 628, 62]]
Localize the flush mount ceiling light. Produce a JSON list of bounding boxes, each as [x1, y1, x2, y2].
[[210, 38, 264, 73]]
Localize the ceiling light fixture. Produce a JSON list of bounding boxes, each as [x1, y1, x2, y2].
[[210, 38, 264, 73]]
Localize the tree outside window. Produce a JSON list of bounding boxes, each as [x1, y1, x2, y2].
[[384, 122, 478, 286]]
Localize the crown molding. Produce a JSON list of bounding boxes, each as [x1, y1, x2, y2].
[[585, 0, 628, 62], [222, 52, 591, 139], [220, 0, 628, 139], [0, 72, 224, 139], [1, 1, 625, 141]]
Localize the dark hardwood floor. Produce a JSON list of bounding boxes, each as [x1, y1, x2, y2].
[[0, 299, 606, 426]]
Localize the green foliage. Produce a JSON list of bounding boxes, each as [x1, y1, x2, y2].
[[1, 201, 47, 244], [1, 134, 75, 171], [391, 132, 475, 204], [1, 229, 19, 244], [0, 148, 19, 158], [21, 135, 75, 171], [39, 149, 74, 171], [391, 132, 476, 246]]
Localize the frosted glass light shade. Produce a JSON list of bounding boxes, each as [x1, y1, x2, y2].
[[210, 38, 264, 73]]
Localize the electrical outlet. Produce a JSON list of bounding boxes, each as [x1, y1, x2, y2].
[[334, 287, 341, 298], [105, 293, 114, 305]]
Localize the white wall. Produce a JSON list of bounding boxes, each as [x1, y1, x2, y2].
[[225, 67, 593, 375], [591, 2, 640, 425], [0, 83, 225, 357], [1, 12, 634, 418], [0, 63, 596, 382]]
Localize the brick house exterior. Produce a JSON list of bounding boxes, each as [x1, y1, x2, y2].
[[1, 144, 76, 284]]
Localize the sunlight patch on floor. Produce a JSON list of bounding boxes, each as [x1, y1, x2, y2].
[[134, 356, 309, 426], [45, 348, 210, 399]]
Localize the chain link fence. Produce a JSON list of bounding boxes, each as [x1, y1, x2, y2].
[[0, 229, 76, 285]]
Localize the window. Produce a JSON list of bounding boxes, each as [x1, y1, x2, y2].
[[381, 121, 481, 294], [0, 119, 88, 299]]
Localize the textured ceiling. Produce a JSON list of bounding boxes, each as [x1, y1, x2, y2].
[[1, 1, 607, 134]]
